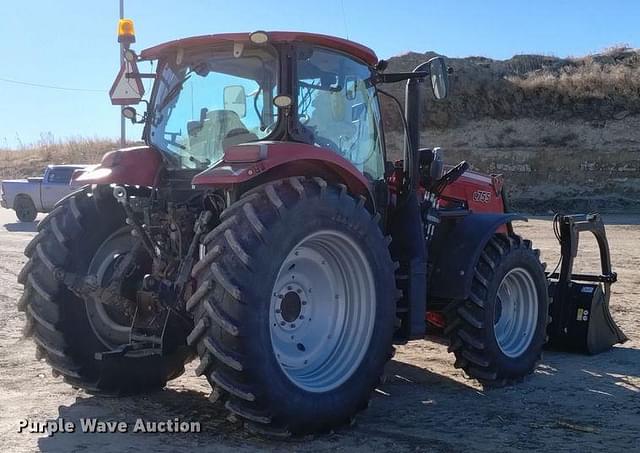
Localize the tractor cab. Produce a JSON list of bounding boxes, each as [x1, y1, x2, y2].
[[111, 30, 447, 193]]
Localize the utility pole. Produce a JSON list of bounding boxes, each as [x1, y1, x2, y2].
[[119, 0, 126, 147]]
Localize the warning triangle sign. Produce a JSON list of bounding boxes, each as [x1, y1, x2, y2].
[[109, 60, 145, 105]]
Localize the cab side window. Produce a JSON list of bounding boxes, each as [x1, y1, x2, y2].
[[296, 47, 385, 181], [47, 168, 74, 184]]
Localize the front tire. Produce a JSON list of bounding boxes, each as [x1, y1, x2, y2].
[[187, 177, 397, 436], [444, 234, 548, 386]]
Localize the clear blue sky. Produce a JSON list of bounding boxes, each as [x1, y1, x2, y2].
[[1, 0, 638, 148]]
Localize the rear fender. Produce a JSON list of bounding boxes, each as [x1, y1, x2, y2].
[[74, 146, 163, 187], [429, 213, 526, 300], [192, 142, 374, 206]]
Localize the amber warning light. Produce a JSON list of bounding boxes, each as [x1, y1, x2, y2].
[[118, 18, 136, 43]]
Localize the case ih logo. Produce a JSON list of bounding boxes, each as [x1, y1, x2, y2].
[[473, 190, 492, 204]]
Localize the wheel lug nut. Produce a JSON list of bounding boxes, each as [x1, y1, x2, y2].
[[287, 286, 292, 291], [302, 301, 307, 305], [276, 309, 281, 314], [291, 323, 296, 328], [297, 289, 302, 294], [280, 321, 286, 326], [299, 315, 304, 320]]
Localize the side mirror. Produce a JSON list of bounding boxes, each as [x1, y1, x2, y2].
[[427, 57, 449, 100], [110, 56, 145, 105], [223, 85, 247, 118], [121, 106, 138, 123]]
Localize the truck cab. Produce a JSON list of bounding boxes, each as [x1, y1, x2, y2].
[[1, 164, 89, 221]]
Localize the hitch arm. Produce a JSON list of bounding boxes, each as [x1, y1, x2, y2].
[[112, 185, 165, 261]]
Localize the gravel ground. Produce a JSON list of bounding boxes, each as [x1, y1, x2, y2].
[[0, 206, 637, 452]]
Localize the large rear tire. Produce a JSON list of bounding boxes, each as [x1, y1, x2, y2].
[[444, 233, 548, 386], [18, 187, 193, 395], [187, 177, 397, 436]]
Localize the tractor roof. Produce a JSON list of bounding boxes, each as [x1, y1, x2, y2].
[[140, 31, 378, 66]]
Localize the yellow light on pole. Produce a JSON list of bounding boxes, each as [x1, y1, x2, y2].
[[117, 18, 136, 44]]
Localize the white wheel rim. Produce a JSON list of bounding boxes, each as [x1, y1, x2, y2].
[[269, 230, 376, 393], [85, 227, 147, 348], [493, 267, 539, 358]]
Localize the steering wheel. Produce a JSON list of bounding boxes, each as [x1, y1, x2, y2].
[[314, 135, 341, 154], [164, 131, 186, 150]]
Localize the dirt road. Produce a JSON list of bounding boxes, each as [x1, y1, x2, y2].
[[0, 206, 637, 452]]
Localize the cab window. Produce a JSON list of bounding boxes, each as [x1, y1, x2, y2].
[[150, 44, 279, 169], [47, 168, 74, 184], [296, 47, 385, 180]]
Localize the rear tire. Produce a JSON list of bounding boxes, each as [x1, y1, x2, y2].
[[15, 195, 37, 222], [187, 177, 397, 436], [18, 187, 193, 395], [444, 233, 548, 386]]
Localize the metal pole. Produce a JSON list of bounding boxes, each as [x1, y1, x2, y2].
[[119, 0, 126, 147]]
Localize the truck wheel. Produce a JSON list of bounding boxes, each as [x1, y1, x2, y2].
[[18, 187, 193, 395], [188, 177, 397, 436], [444, 233, 548, 386], [15, 195, 37, 222]]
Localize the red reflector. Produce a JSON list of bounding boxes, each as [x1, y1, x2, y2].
[[426, 311, 445, 328]]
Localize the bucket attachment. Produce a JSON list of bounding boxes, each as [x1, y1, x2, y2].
[[546, 214, 627, 354]]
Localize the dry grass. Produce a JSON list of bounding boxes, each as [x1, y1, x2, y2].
[[0, 136, 121, 179], [507, 51, 640, 100]]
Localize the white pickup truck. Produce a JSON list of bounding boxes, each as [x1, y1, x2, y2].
[[1, 165, 90, 222]]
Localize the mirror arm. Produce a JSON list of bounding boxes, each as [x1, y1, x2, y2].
[[126, 73, 157, 79], [404, 62, 431, 191], [374, 71, 428, 84]]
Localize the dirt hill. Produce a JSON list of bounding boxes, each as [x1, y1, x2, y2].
[[381, 47, 640, 213]]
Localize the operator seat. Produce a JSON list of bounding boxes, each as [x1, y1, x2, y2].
[[307, 90, 356, 153], [188, 110, 254, 162]]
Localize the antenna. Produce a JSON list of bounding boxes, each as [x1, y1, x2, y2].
[[340, 0, 349, 40]]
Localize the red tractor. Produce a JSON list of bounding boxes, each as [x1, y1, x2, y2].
[[18, 27, 626, 436]]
